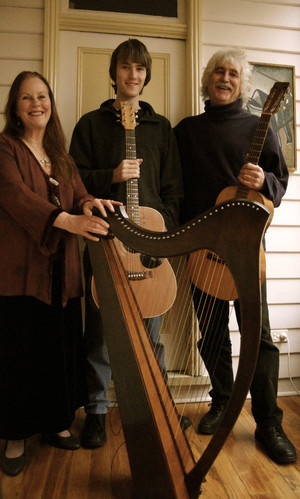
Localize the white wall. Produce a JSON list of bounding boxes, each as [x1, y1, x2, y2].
[[0, 0, 44, 130], [0, 0, 299, 395]]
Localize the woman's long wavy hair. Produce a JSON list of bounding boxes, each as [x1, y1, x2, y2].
[[3, 71, 76, 185], [201, 48, 253, 105]]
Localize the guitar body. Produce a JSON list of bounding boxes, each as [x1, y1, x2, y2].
[[216, 186, 274, 226], [188, 187, 274, 301], [187, 248, 239, 301], [91, 101, 177, 317], [92, 206, 177, 317]]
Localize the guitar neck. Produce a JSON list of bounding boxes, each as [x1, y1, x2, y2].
[[125, 129, 140, 224], [247, 112, 272, 164]]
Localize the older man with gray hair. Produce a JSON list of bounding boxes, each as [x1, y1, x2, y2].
[[175, 48, 296, 465]]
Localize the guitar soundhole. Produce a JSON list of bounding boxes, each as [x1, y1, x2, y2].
[[140, 254, 163, 269]]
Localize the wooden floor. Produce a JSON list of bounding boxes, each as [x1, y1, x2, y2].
[[0, 396, 300, 499]]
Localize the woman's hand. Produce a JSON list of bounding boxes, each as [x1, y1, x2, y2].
[[238, 162, 265, 191], [83, 198, 121, 217], [53, 199, 122, 241]]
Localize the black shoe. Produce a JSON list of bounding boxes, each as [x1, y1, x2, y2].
[[197, 402, 226, 434], [43, 432, 80, 450], [255, 425, 297, 464], [81, 414, 107, 449], [2, 441, 26, 476], [179, 415, 192, 430]]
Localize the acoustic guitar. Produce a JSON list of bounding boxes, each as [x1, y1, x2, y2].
[[92, 102, 177, 317], [188, 81, 290, 301]]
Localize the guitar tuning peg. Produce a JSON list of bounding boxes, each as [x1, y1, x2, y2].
[[282, 106, 286, 111]]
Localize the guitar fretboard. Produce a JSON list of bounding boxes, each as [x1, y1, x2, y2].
[[247, 113, 272, 164], [125, 129, 140, 224]]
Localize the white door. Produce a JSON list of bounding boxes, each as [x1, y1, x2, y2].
[[55, 29, 196, 373], [56, 31, 186, 144]]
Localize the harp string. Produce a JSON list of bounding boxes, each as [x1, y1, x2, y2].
[[87, 199, 269, 496], [150, 249, 236, 451], [119, 236, 236, 454], [100, 238, 200, 472], [102, 237, 198, 485]]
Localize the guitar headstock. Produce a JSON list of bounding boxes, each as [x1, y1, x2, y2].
[[120, 102, 138, 131], [262, 81, 290, 115]]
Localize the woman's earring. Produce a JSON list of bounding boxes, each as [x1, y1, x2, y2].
[[16, 116, 21, 127]]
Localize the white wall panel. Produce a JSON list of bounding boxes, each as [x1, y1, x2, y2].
[[0, 7, 43, 32], [266, 226, 300, 251], [285, 175, 300, 199], [267, 279, 300, 304], [202, 0, 300, 29], [269, 304, 300, 329], [0, 0, 42, 6], [0, 1, 44, 126], [202, 22, 299, 52], [267, 253, 300, 278], [271, 200, 300, 226], [277, 353, 300, 379], [0, 86, 9, 113], [229, 305, 300, 332], [0, 33, 43, 59], [0, 59, 43, 85]]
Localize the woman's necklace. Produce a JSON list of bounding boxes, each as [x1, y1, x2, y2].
[[23, 137, 51, 167]]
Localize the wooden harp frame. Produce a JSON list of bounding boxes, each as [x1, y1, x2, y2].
[[87, 199, 270, 498]]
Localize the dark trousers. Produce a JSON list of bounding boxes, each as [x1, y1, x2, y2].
[[193, 281, 283, 427]]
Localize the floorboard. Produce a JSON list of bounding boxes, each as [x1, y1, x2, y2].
[[0, 397, 299, 498]]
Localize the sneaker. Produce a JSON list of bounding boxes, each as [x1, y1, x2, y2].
[[197, 402, 226, 434], [81, 414, 107, 449], [255, 425, 297, 464]]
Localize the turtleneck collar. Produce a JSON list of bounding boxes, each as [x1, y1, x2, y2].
[[204, 98, 244, 119]]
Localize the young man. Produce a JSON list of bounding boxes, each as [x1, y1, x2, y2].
[[174, 48, 297, 465], [70, 39, 185, 448]]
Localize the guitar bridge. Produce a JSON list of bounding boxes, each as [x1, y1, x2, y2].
[[126, 270, 153, 281]]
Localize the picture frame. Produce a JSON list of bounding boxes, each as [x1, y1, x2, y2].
[[248, 63, 296, 171]]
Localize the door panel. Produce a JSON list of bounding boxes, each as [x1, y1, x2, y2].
[[56, 30, 195, 372], [57, 31, 186, 145]]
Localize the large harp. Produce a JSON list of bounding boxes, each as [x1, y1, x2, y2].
[[87, 199, 270, 498]]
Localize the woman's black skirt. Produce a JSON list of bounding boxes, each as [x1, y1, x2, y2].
[[0, 263, 87, 440]]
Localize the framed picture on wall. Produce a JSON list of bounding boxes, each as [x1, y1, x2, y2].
[[248, 63, 296, 171]]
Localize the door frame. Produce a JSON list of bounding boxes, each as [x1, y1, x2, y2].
[[42, 0, 204, 377], [43, 0, 203, 117]]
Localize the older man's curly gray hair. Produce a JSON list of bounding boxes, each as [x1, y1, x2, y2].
[[201, 48, 253, 105]]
